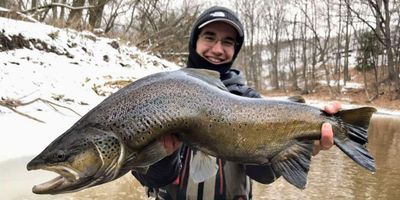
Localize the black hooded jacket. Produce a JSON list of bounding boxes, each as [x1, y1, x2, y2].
[[131, 69, 279, 199], [132, 6, 279, 200], [220, 69, 261, 98]]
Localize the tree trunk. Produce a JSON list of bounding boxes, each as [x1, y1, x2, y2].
[[255, 19, 263, 91], [343, 1, 351, 84], [362, 61, 370, 100], [59, 0, 67, 21], [335, 0, 342, 90], [290, 15, 299, 90], [31, 0, 38, 19], [67, 0, 86, 28], [88, 0, 108, 30], [51, 0, 58, 21], [31, 0, 37, 9], [272, 36, 279, 90], [0, 0, 8, 8], [373, 57, 379, 98], [301, 18, 308, 93], [311, 42, 317, 89], [382, 0, 399, 93]]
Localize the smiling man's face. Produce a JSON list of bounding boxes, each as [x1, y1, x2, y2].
[[196, 21, 237, 66]]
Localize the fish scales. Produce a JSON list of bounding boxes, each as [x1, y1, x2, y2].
[[100, 70, 347, 161], [27, 68, 376, 194], [87, 70, 325, 163]]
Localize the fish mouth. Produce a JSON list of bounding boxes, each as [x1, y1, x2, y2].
[[28, 165, 87, 194]]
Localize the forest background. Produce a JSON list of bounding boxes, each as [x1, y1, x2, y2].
[[1, 0, 400, 109]]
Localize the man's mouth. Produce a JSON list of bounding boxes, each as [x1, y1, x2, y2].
[[206, 56, 226, 64]]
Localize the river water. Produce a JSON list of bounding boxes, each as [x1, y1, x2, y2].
[[1, 114, 399, 200]]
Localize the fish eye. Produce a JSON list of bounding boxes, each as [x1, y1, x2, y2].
[[54, 150, 66, 161]]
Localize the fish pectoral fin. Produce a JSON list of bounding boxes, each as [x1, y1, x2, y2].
[[189, 150, 219, 183], [124, 140, 168, 171], [270, 141, 314, 189], [181, 68, 229, 92]]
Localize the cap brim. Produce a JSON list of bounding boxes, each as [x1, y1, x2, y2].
[[198, 18, 244, 37]]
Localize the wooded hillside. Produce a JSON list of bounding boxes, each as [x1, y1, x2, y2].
[[1, 0, 399, 101]]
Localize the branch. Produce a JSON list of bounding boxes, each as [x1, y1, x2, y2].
[[0, 8, 39, 23], [21, 98, 82, 116], [21, 2, 105, 14], [0, 97, 82, 123], [366, 0, 386, 30], [345, 0, 386, 45], [0, 101, 45, 123]]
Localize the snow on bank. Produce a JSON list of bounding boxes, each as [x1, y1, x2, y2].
[[1, 17, 399, 163], [0, 17, 179, 161]]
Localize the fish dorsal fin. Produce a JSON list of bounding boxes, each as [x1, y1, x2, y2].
[[287, 95, 306, 103], [189, 150, 219, 183], [181, 68, 229, 91], [270, 140, 314, 189]]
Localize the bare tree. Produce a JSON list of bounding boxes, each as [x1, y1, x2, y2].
[[31, 0, 38, 19], [286, 14, 300, 90], [59, 0, 67, 21], [51, 0, 58, 20], [347, 0, 400, 97], [343, 0, 352, 84], [235, 0, 263, 91], [67, 0, 85, 28], [122, 0, 200, 62], [334, 0, 343, 91], [102, 0, 140, 33], [88, 0, 109, 29], [123, 0, 140, 32], [31, 0, 37, 9], [0, 0, 13, 8], [0, 0, 6, 7], [300, 2, 309, 93], [296, 0, 334, 95], [263, 0, 288, 90]]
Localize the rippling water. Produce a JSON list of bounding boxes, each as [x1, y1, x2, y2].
[[1, 114, 399, 200], [253, 114, 400, 200]]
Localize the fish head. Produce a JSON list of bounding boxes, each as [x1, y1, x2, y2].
[[27, 126, 126, 194]]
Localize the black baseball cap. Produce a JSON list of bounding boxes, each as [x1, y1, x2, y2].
[[190, 6, 244, 47], [197, 8, 244, 37]]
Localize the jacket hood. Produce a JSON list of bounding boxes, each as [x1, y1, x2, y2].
[[187, 6, 244, 74]]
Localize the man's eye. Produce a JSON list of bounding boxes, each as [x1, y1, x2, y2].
[[222, 40, 235, 47], [204, 36, 216, 41]]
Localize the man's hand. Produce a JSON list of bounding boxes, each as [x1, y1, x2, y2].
[[312, 102, 341, 156], [160, 134, 182, 155]]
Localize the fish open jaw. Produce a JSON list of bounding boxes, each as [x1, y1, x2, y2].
[[30, 166, 81, 194], [33, 175, 66, 194]]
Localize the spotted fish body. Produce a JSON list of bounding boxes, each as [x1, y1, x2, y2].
[[27, 68, 376, 194]]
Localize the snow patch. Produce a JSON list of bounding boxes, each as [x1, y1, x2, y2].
[[0, 17, 179, 161]]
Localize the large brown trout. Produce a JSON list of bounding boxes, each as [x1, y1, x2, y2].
[[27, 68, 376, 194]]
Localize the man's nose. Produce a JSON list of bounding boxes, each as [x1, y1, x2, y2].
[[210, 41, 224, 54]]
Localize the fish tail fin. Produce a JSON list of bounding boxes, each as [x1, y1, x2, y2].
[[269, 107, 377, 189], [271, 140, 314, 189], [334, 107, 377, 172]]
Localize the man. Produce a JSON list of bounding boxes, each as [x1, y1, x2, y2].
[[132, 6, 340, 199]]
